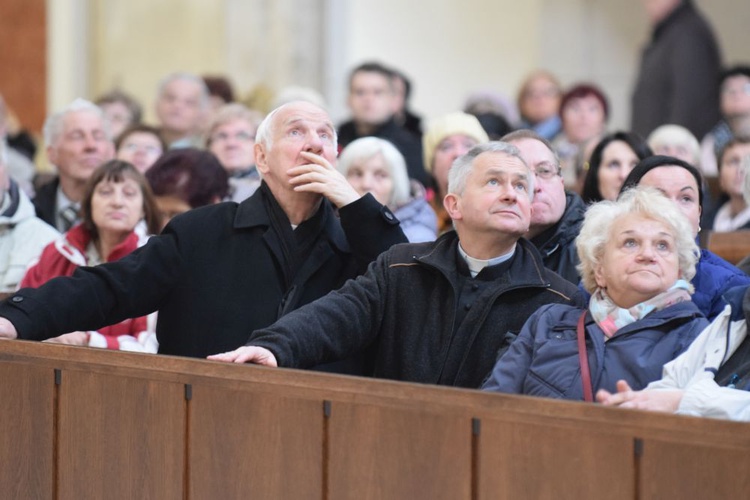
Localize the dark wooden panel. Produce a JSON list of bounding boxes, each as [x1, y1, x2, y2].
[[328, 402, 471, 500], [57, 370, 185, 499], [0, 0, 46, 132], [706, 230, 750, 265], [189, 385, 322, 499], [478, 419, 634, 500], [0, 362, 54, 498], [640, 438, 750, 500]]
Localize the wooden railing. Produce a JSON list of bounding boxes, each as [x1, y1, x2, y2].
[[706, 229, 750, 265], [0, 340, 748, 499]]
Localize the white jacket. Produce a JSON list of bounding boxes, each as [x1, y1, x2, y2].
[[647, 285, 750, 421], [0, 183, 59, 292]]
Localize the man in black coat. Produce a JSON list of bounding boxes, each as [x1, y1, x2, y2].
[[0, 101, 407, 362], [210, 142, 584, 388], [337, 62, 428, 187], [503, 130, 585, 284]]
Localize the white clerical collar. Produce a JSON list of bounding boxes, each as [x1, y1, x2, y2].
[[458, 243, 516, 278]]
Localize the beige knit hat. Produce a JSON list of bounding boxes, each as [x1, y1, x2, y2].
[[422, 112, 489, 172]]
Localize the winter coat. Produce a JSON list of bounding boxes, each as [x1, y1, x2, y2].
[[648, 284, 750, 421], [20, 223, 150, 349], [394, 196, 437, 243], [482, 301, 708, 400], [1, 184, 406, 360], [0, 182, 59, 292], [692, 249, 750, 321], [247, 232, 584, 388], [338, 118, 427, 187], [529, 191, 585, 284]]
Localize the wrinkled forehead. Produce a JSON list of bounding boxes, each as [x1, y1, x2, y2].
[[475, 151, 530, 175], [273, 103, 334, 131], [63, 109, 105, 130]]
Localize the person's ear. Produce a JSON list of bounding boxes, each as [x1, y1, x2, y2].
[[254, 142, 269, 175], [46, 144, 57, 166], [443, 193, 462, 221], [594, 262, 607, 289]]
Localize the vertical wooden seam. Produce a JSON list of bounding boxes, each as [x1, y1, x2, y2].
[[184, 384, 192, 500], [633, 437, 644, 500], [322, 400, 332, 500], [471, 418, 481, 500], [53, 369, 61, 500]]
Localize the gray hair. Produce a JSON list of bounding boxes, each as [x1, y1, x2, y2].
[[43, 98, 110, 146], [157, 72, 210, 110], [447, 141, 534, 199], [501, 129, 561, 173], [254, 101, 338, 151], [337, 137, 410, 207], [576, 185, 699, 294], [205, 103, 264, 145], [647, 124, 701, 166], [0, 139, 7, 166]]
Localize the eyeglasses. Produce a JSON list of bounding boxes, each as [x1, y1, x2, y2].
[[211, 131, 255, 143], [121, 143, 162, 155], [721, 83, 750, 96], [531, 164, 560, 180]]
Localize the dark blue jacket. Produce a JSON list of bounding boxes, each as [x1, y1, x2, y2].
[[482, 301, 708, 400], [693, 249, 750, 321]]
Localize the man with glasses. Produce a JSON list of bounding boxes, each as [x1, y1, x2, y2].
[[206, 103, 264, 202], [503, 130, 585, 284]]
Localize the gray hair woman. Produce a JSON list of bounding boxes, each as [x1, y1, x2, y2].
[[483, 186, 708, 401], [337, 137, 437, 242]]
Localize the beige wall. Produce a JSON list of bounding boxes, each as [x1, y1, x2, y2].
[[47, 0, 749, 132], [336, 0, 543, 124]]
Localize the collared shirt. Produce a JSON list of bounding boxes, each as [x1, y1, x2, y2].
[[55, 186, 80, 233], [458, 243, 516, 278]]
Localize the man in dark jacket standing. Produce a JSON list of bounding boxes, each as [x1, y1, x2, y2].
[[0, 101, 406, 362], [210, 142, 584, 388], [631, 0, 721, 139], [503, 130, 585, 284]]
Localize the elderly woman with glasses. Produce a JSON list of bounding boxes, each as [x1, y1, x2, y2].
[[482, 186, 708, 401]]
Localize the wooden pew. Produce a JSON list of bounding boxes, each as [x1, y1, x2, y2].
[[0, 340, 748, 499], [706, 230, 750, 265]]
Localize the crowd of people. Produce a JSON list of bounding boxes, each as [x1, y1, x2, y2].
[[0, 0, 749, 422]]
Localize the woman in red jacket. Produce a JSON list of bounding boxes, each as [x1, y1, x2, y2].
[[22, 160, 160, 351]]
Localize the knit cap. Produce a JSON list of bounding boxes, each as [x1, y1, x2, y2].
[[422, 112, 489, 172]]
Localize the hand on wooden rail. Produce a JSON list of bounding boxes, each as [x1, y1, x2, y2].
[[207, 345, 278, 366]]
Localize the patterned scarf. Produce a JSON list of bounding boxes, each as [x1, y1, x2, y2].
[[589, 279, 692, 338]]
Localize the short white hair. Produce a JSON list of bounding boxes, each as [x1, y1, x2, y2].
[[337, 137, 410, 207], [647, 124, 700, 166], [205, 103, 263, 144], [157, 72, 210, 110], [43, 98, 110, 145], [254, 101, 338, 151], [576, 185, 698, 294]]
